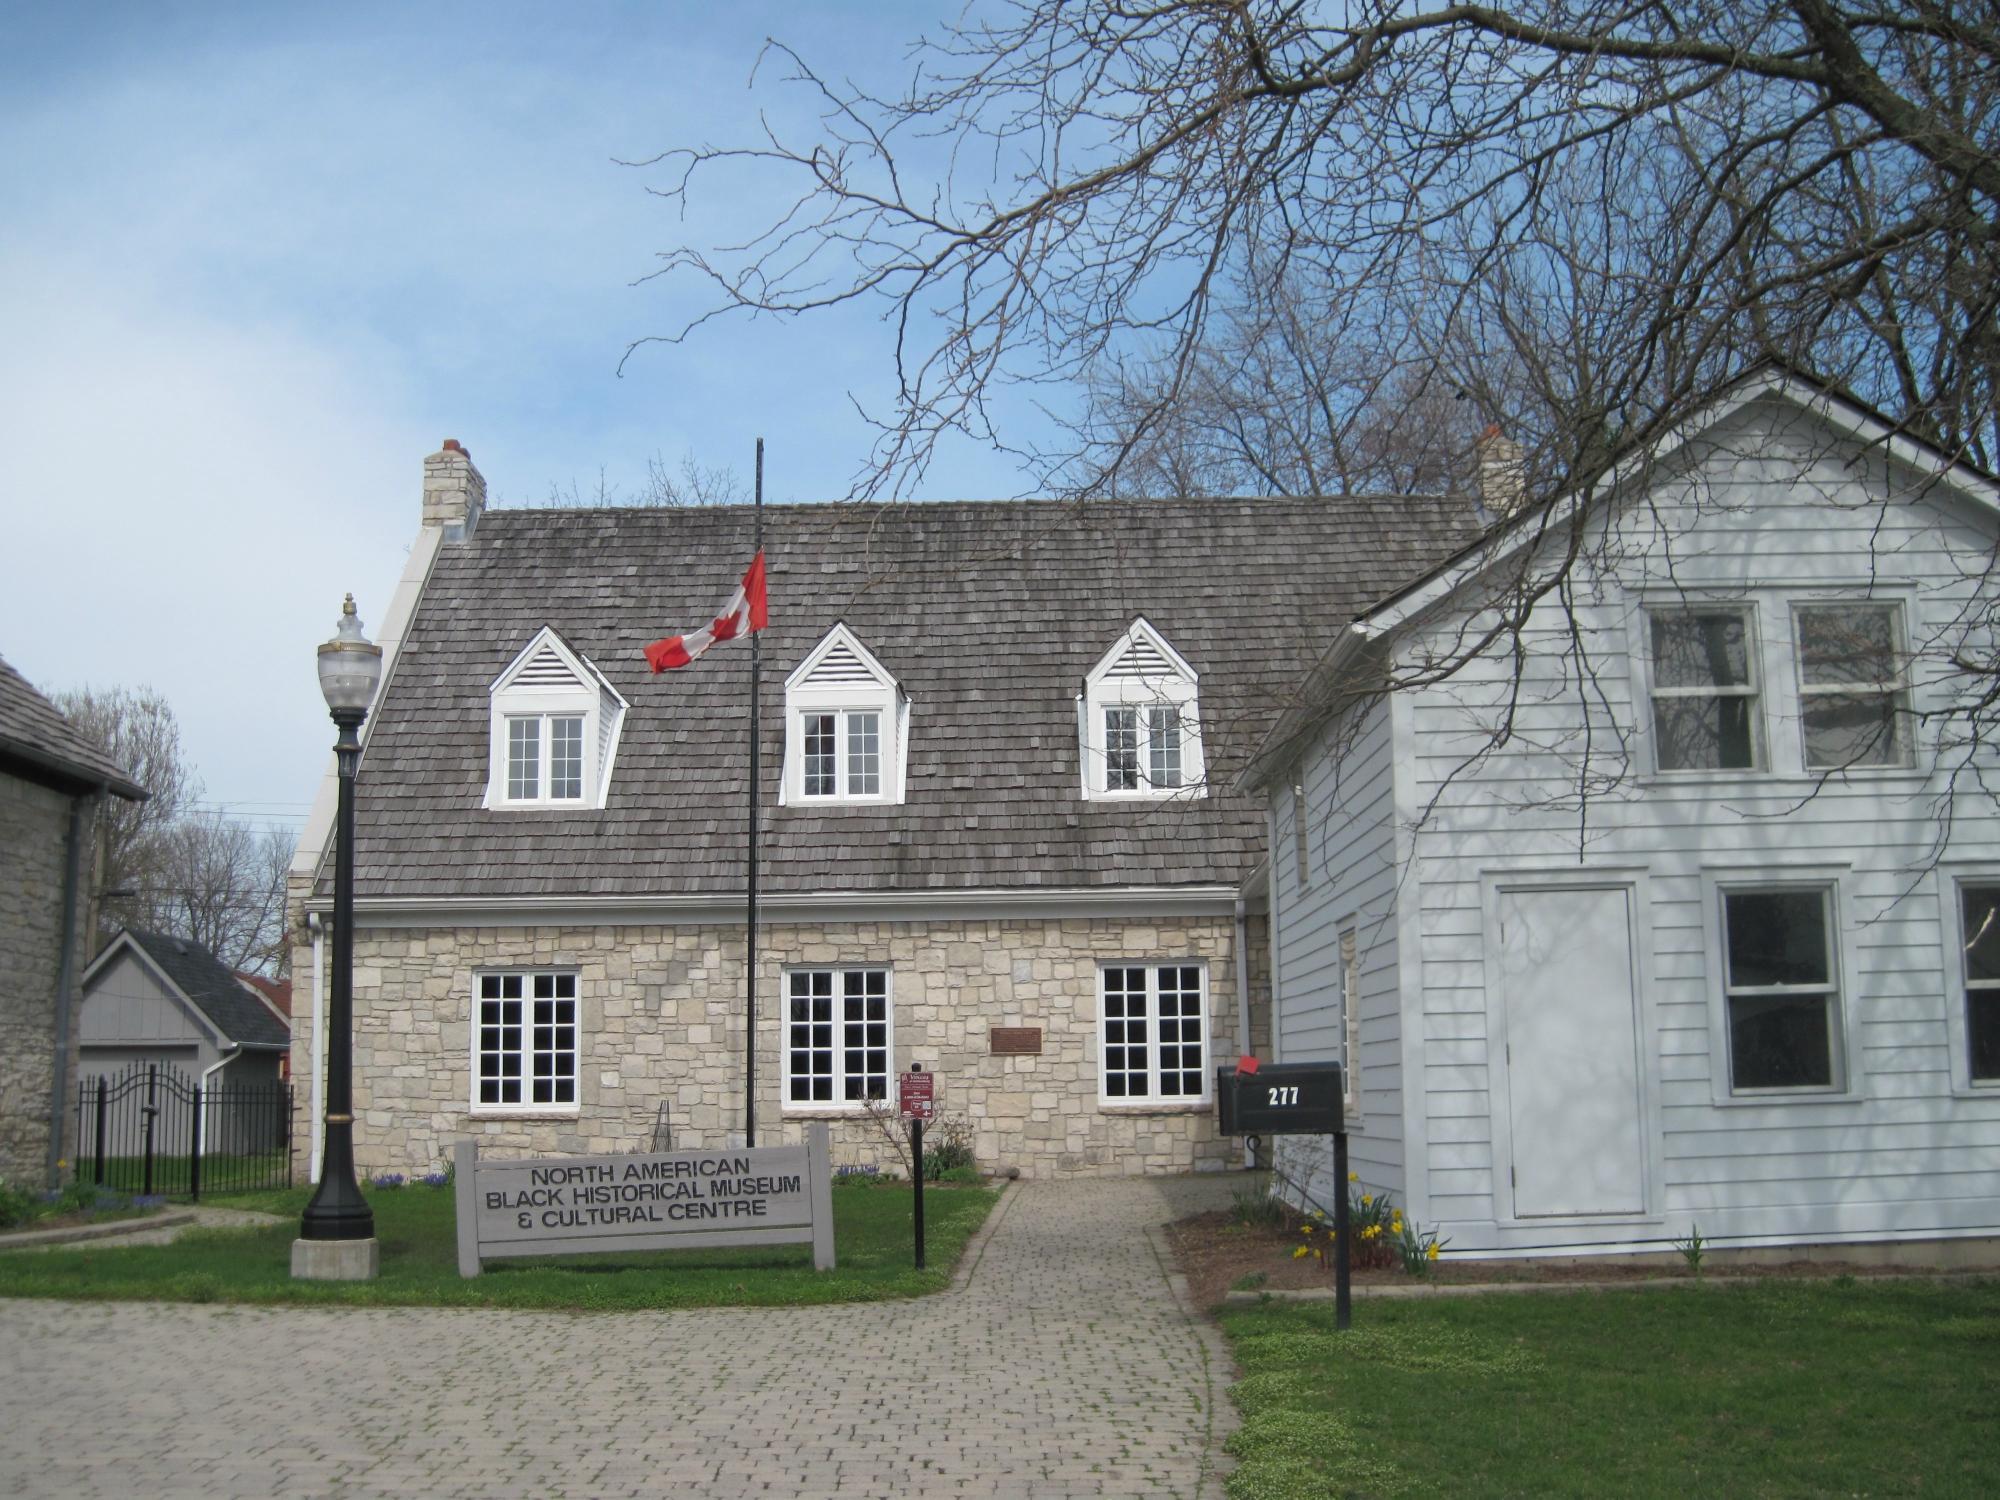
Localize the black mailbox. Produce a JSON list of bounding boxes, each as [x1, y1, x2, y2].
[[1216, 1062, 1344, 1136]]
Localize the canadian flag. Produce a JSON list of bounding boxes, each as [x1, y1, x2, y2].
[[644, 552, 769, 672]]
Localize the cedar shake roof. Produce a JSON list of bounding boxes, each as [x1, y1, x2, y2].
[[123, 930, 291, 1049], [0, 654, 147, 800], [340, 496, 1474, 900]]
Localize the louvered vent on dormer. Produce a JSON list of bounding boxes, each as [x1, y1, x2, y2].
[[1106, 634, 1175, 679], [801, 639, 879, 687], [513, 643, 584, 690]]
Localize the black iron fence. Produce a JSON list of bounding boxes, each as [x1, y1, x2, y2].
[[74, 1062, 292, 1200]]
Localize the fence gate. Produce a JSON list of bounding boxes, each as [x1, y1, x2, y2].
[[74, 1062, 293, 1200]]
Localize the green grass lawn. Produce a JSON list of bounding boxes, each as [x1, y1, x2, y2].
[[0, 1179, 997, 1310], [1219, 1279, 2000, 1499]]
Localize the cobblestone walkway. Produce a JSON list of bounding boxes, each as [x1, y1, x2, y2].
[[0, 1175, 1238, 1499]]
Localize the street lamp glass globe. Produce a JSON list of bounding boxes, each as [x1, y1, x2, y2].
[[317, 594, 383, 714]]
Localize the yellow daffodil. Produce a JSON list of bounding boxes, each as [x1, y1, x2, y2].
[[1362, 1195, 1373, 1207], [1426, 1243, 1441, 1260], [1293, 1245, 1310, 1259], [1348, 1172, 1359, 1182]]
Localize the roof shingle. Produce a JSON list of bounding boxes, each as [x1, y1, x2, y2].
[[339, 496, 1474, 899]]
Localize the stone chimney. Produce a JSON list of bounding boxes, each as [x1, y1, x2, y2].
[[423, 438, 486, 541], [1474, 425, 1525, 519]]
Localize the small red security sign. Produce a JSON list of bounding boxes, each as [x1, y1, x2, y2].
[[898, 1069, 935, 1122]]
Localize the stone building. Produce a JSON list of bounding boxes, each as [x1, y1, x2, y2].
[[288, 444, 1470, 1180], [0, 656, 145, 1187]]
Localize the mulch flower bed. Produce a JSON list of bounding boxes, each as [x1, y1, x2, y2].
[[1166, 1208, 1962, 1311]]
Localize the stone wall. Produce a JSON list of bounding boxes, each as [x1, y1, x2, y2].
[[0, 771, 86, 1185], [290, 912, 1265, 1181]]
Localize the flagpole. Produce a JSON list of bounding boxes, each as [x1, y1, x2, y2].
[[746, 437, 763, 1149]]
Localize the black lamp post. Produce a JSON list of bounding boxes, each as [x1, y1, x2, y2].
[[298, 594, 381, 1254]]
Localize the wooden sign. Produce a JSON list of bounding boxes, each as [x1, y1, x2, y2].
[[989, 1027, 1042, 1055], [453, 1124, 834, 1276]]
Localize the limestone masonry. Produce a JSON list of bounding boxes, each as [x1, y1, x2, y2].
[[290, 911, 1269, 1180]]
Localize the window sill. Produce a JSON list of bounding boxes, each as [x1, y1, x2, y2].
[[790, 797, 902, 809], [1707, 1088, 1865, 1108], [469, 1108, 581, 1121], [1643, 768, 1925, 789], [781, 1104, 880, 1118], [1096, 1101, 1213, 1115]]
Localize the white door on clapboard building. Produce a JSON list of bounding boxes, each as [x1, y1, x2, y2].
[[1491, 884, 1649, 1218]]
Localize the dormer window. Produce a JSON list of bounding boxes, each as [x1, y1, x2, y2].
[[783, 625, 908, 806], [485, 627, 627, 810], [1080, 619, 1205, 800]]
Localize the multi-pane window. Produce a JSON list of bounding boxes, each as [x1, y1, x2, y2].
[[1960, 885, 2000, 1084], [476, 972, 578, 1109], [1649, 608, 1760, 771], [1796, 605, 1910, 769], [507, 718, 539, 800], [847, 711, 881, 795], [1147, 706, 1182, 788], [786, 968, 890, 1105], [800, 711, 886, 800], [804, 713, 837, 796], [1103, 705, 1185, 793], [1105, 707, 1141, 790], [1720, 888, 1841, 1091], [504, 714, 585, 802], [1100, 964, 1208, 1103]]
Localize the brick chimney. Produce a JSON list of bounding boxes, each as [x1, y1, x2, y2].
[[1474, 425, 1525, 519], [423, 438, 486, 541]]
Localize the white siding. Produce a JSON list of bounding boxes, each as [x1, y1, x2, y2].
[[1271, 696, 1405, 1211], [1391, 394, 2000, 1253]]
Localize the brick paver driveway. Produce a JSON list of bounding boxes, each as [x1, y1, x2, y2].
[[0, 1175, 1237, 1499]]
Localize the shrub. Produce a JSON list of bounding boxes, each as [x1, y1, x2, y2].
[[921, 1115, 975, 1180], [1230, 1177, 1287, 1229], [368, 1173, 407, 1190], [0, 1179, 39, 1231]]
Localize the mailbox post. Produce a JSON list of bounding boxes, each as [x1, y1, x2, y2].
[[1216, 1059, 1351, 1330]]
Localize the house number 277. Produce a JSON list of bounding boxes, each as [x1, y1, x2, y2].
[[1267, 1086, 1299, 1106]]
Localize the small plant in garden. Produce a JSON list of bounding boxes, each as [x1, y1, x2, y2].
[[1230, 1177, 1287, 1229], [1674, 1222, 1706, 1277], [419, 1171, 450, 1189], [0, 1178, 42, 1230], [921, 1114, 976, 1180], [368, 1173, 407, 1190]]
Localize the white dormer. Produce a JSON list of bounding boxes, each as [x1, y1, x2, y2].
[[783, 624, 909, 806], [485, 627, 628, 810], [1079, 618, 1206, 800]]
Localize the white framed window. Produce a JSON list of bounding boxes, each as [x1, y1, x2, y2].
[[1099, 963, 1209, 1105], [1080, 618, 1206, 800], [485, 627, 627, 809], [473, 971, 578, 1112], [784, 967, 891, 1107], [1955, 882, 2000, 1087], [1340, 927, 1361, 1120], [783, 625, 908, 806], [1718, 885, 1845, 1093], [1794, 603, 1912, 770], [1646, 606, 1762, 772]]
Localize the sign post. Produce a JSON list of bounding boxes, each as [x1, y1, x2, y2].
[[898, 1066, 935, 1270], [1215, 1057, 1350, 1330]]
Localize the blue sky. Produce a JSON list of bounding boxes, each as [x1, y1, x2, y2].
[[0, 1, 1034, 837]]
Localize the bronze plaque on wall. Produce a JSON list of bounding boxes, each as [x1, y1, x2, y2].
[[989, 1027, 1043, 1056]]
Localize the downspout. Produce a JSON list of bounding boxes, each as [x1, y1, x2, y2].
[[1233, 888, 1253, 1169], [45, 789, 99, 1188], [308, 912, 326, 1182]]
